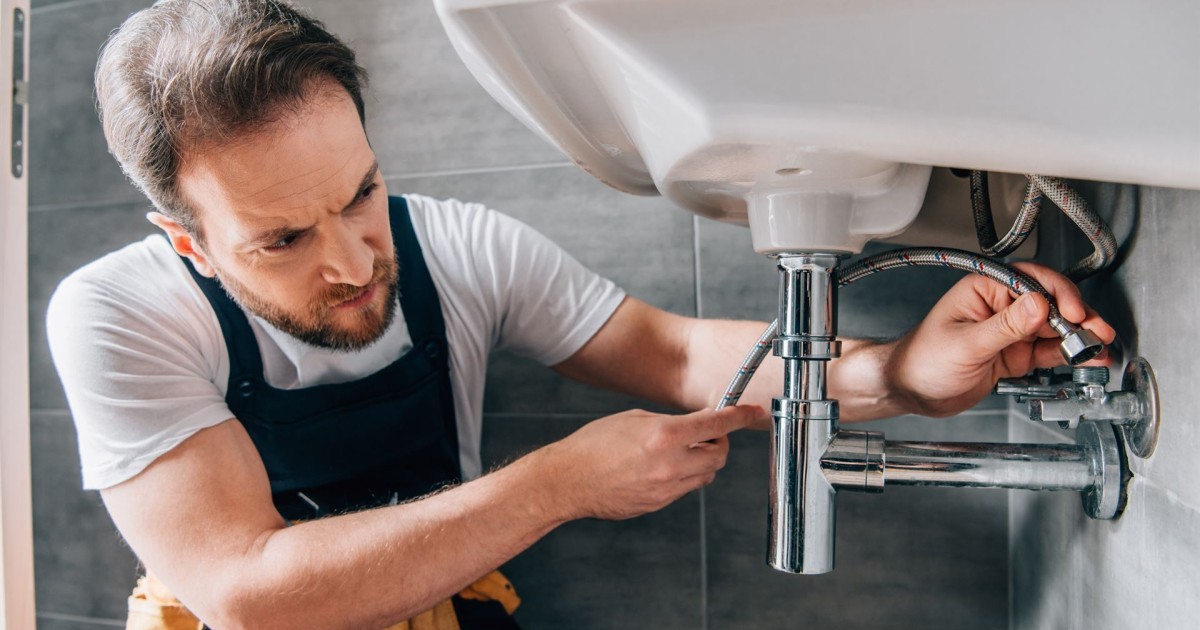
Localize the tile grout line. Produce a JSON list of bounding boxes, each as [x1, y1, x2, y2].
[[35, 408, 614, 421], [1006, 408, 1015, 630], [29, 0, 121, 16], [383, 160, 574, 182], [36, 610, 125, 627], [693, 214, 709, 630], [30, 197, 150, 214], [30, 162, 577, 214], [482, 412, 601, 420], [30, 407, 72, 416]]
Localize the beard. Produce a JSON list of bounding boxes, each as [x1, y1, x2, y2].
[[214, 250, 400, 352]]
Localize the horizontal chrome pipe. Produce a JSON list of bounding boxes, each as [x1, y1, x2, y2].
[[883, 441, 1092, 490], [823, 433, 1094, 492]]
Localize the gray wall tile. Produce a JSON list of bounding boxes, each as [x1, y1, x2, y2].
[[480, 414, 702, 629], [32, 411, 140, 621], [28, 202, 158, 410], [1010, 419, 1200, 630], [29, 0, 153, 209], [707, 414, 1009, 630], [302, 0, 565, 176], [389, 167, 695, 416]]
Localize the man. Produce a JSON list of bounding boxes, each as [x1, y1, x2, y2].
[[47, 1, 1115, 628]]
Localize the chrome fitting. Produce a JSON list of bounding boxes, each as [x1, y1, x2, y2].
[[1049, 316, 1105, 365], [771, 398, 839, 422], [773, 338, 842, 360], [822, 430, 884, 492]]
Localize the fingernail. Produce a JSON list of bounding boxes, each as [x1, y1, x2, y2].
[[1021, 294, 1039, 318]]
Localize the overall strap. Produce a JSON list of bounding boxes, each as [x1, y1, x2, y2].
[[388, 195, 446, 345], [181, 254, 264, 386]]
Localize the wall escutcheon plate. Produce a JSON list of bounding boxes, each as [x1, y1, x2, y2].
[[1121, 357, 1160, 459], [1078, 420, 1125, 520]]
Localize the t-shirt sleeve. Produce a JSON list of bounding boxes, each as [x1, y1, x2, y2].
[[448, 199, 626, 366], [46, 243, 234, 490]]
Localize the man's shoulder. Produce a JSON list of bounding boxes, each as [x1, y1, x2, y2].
[[49, 234, 205, 329], [400, 193, 487, 235]]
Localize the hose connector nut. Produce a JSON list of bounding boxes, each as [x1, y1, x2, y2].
[[1059, 328, 1105, 366], [1048, 316, 1105, 366]]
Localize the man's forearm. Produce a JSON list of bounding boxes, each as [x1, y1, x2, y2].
[[220, 448, 567, 629], [680, 319, 913, 422]]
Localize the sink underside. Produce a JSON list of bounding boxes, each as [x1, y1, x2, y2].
[[438, 0, 1199, 250]]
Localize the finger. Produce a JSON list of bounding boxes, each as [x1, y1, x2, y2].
[[965, 292, 1049, 361], [1080, 306, 1118, 344], [677, 441, 729, 478], [679, 471, 719, 492], [1010, 262, 1087, 323], [676, 405, 765, 444], [689, 435, 729, 451]]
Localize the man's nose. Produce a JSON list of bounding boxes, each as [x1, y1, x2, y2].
[[319, 227, 374, 287]]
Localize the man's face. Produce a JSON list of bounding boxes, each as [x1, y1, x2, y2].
[[176, 86, 396, 351]]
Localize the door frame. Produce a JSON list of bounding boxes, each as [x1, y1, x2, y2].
[[0, 1, 35, 628]]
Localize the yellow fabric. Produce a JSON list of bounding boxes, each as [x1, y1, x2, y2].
[[126, 575, 204, 630], [458, 570, 521, 615], [127, 570, 519, 630], [383, 598, 459, 630]]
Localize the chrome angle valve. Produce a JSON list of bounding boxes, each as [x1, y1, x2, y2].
[[994, 358, 1161, 519]]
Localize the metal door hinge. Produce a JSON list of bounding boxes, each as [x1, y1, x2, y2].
[[11, 7, 27, 178]]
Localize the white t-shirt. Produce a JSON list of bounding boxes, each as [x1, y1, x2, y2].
[[47, 194, 626, 490]]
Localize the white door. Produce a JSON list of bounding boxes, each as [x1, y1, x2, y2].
[[0, 1, 35, 628]]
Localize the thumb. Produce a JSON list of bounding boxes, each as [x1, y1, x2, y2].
[[971, 293, 1048, 359]]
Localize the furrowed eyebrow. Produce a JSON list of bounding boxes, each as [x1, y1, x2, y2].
[[345, 161, 380, 211], [250, 225, 302, 247]]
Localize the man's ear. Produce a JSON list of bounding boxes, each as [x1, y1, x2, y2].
[[146, 211, 217, 277]]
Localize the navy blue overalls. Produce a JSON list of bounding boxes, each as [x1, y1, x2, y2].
[[183, 196, 518, 628]]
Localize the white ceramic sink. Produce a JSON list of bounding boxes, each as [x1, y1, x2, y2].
[[436, 0, 1200, 253]]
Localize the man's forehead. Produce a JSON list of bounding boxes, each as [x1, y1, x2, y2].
[[177, 90, 375, 231]]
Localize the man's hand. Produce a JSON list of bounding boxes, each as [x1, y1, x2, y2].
[[541, 405, 766, 521], [884, 262, 1117, 417]]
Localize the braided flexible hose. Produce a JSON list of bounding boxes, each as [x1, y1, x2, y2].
[[970, 171, 1043, 257], [837, 247, 1062, 319], [715, 247, 1099, 409], [1029, 175, 1118, 282], [715, 319, 778, 410]]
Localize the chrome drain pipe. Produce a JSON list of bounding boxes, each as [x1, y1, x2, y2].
[[768, 253, 842, 574]]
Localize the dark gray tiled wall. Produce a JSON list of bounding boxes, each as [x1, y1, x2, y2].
[[31, 411, 137, 621], [1010, 185, 1200, 628], [30, 0, 1008, 627], [305, 0, 568, 176]]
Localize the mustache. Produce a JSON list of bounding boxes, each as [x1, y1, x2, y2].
[[319, 254, 397, 308]]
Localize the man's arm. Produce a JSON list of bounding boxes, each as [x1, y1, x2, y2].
[[101, 405, 761, 629], [555, 262, 1116, 422], [552, 300, 900, 422]]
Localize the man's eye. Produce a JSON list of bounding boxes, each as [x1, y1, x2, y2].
[[264, 233, 299, 251], [359, 183, 378, 201]]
